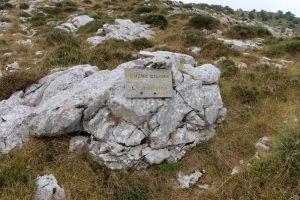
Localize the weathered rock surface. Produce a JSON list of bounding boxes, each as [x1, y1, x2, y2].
[[35, 174, 65, 200], [219, 38, 263, 51], [0, 51, 226, 170], [56, 15, 94, 32], [255, 136, 270, 151], [0, 22, 11, 31], [176, 170, 203, 188], [69, 136, 89, 152], [87, 19, 154, 46]]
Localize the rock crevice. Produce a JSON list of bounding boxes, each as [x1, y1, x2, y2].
[[0, 51, 226, 170]]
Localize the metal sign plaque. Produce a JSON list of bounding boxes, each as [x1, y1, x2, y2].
[[125, 68, 173, 98]]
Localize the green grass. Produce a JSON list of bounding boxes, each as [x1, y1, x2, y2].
[[225, 25, 272, 39], [264, 37, 300, 57], [181, 30, 207, 47], [43, 45, 88, 68], [141, 14, 168, 30], [188, 14, 220, 30]]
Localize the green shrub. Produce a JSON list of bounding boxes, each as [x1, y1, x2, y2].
[[142, 14, 168, 29], [0, 17, 10, 22], [18, 11, 31, 18], [78, 19, 106, 33], [0, 3, 13, 10], [30, 12, 47, 26], [19, 3, 29, 10], [135, 5, 157, 14], [200, 40, 240, 59], [232, 85, 260, 104], [44, 45, 88, 68], [181, 30, 207, 47], [220, 59, 240, 78], [189, 14, 220, 30], [130, 38, 154, 50], [157, 162, 178, 172], [45, 29, 80, 47], [265, 38, 300, 57], [55, 0, 78, 12], [89, 40, 135, 70], [196, 139, 213, 153], [275, 129, 300, 184], [226, 25, 271, 39]]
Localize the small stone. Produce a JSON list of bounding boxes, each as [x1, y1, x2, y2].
[[16, 39, 32, 46], [231, 166, 239, 175], [176, 170, 203, 188], [198, 184, 210, 189], [6, 61, 19, 71], [69, 136, 89, 152], [238, 62, 248, 69], [35, 174, 65, 200]]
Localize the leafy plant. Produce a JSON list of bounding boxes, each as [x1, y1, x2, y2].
[[225, 25, 271, 39], [142, 14, 168, 29], [181, 30, 207, 47], [189, 14, 220, 30], [19, 3, 29, 10]]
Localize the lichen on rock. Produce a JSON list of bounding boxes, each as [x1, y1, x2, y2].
[[0, 51, 226, 170]]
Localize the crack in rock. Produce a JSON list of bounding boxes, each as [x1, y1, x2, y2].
[[0, 51, 226, 170]]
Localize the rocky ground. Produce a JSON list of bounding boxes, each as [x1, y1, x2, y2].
[[0, 0, 300, 199]]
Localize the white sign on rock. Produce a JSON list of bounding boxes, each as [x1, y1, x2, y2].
[[125, 68, 172, 98]]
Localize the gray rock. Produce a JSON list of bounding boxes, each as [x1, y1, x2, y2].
[[176, 170, 203, 188], [255, 136, 270, 151], [35, 174, 65, 200], [87, 19, 154, 46], [219, 38, 262, 51], [16, 39, 33, 46], [6, 61, 19, 71], [56, 15, 94, 32], [0, 22, 12, 30], [0, 51, 226, 170], [69, 136, 89, 152]]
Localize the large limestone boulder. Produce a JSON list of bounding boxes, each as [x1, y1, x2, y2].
[[0, 51, 226, 170], [87, 19, 154, 46], [56, 15, 94, 32]]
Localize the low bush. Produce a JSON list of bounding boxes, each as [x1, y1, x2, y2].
[[232, 85, 260, 104], [55, 0, 78, 12], [0, 3, 13, 10], [18, 11, 31, 18], [220, 59, 240, 78], [200, 40, 240, 59], [45, 29, 80, 47], [43, 45, 88, 68], [78, 19, 106, 33], [30, 12, 47, 26], [189, 14, 220, 30], [142, 14, 168, 29], [225, 25, 271, 39], [19, 3, 29, 10], [264, 37, 300, 57], [135, 5, 157, 14], [181, 30, 207, 47], [130, 38, 154, 50], [89, 40, 135, 70]]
